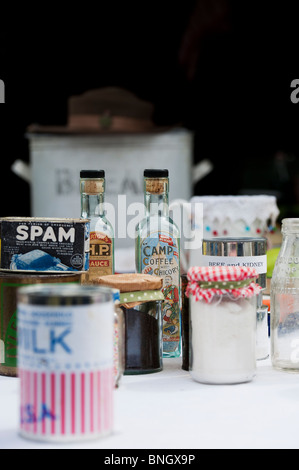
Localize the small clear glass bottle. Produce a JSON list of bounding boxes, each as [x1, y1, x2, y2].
[[135, 169, 181, 358], [80, 170, 114, 283], [271, 218, 299, 371]]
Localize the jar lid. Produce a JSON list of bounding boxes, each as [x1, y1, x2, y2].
[[186, 265, 261, 302], [191, 195, 279, 227], [91, 273, 163, 293]]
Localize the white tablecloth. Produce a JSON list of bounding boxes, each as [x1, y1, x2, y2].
[[1, 356, 299, 450]]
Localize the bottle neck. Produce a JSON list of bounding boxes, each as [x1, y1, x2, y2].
[[81, 193, 105, 218], [80, 179, 105, 218], [282, 218, 299, 235], [144, 178, 169, 217]]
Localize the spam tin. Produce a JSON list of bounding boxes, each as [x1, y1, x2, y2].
[[0, 217, 90, 273]]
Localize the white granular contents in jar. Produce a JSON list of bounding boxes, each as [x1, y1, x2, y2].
[[190, 295, 256, 384]]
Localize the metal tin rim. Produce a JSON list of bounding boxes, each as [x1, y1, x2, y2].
[[17, 283, 115, 304], [0, 217, 89, 223], [203, 236, 267, 243], [202, 237, 267, 256], [0, 271, 81, 279]]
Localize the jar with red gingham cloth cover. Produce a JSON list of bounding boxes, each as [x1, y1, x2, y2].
[[186, 265, 262, 303], [186, 265, 261, 384]]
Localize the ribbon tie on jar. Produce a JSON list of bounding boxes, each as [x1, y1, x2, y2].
[[186, 265, 262, 302]]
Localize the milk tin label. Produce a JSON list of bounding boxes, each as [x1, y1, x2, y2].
[[140, 231, 180, 354], [0, 219, 90, 273], [18, 302, 114, 441]]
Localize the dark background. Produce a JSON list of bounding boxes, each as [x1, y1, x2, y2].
[[1, 1, 299, 220]]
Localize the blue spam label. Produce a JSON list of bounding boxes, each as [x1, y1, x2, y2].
[[0, 218, 90, 273]]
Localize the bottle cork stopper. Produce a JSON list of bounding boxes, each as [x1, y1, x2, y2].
[[83, 180, 104, 195], [145, 179, 167, 195]]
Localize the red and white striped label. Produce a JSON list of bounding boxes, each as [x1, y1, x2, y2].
[[18, 302, 114, 442], [19, 368, 113, 440]]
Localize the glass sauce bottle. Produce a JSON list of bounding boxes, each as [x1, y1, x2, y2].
[[80, 170, 114, 283], [135, 169, 181, 358]]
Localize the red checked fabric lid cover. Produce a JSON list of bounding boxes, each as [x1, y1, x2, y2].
[[186, 265, 262, 302]]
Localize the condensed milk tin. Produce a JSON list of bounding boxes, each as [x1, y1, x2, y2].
[[0, 217, 90, 273], [17, 284, 115, 443], [0, 271, 81, 377]]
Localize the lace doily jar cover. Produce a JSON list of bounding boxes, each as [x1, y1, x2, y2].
[[191, 195, 279, 239]]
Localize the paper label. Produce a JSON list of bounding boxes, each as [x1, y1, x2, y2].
[[88, 231, 113, 278], [199, 254, 267, 274], [0, 219, 89, 272], [17, 302, 114, 371], [140, 231, 180, 354]]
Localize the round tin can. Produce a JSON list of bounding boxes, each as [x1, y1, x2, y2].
[[17, 284, 115, 443], [202, 237, 267, 289], [201, 237, 268, 361], [0, 272, 81, 377]]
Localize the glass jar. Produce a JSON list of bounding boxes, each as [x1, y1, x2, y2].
[[187, 265, 261, 384], [91, 273, 164, 375], [256, 303, 269, 360], [271, 218, 299, 371], [111, 289, 125, 388], [122, 298, 163, 374], [181, 274, 190, 371]]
